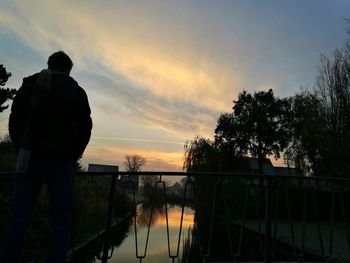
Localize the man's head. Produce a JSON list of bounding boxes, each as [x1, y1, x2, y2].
[[47, 51, 73, 74]]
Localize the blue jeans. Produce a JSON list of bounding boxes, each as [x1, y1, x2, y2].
[[1, 161, 74, 263]]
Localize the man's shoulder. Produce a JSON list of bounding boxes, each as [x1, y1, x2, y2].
[[66, 76, 87, 95], [22, 73, 39, 86], [65, 74, 79, 86], [17, 73, 40, 97], [60, 76, 89, 102]]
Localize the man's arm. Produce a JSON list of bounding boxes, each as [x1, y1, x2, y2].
[[74, 88, 92, 159], [8, 79, 33, 151]]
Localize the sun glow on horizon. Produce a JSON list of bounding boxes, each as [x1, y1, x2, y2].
[[84, 142, 184, 171]]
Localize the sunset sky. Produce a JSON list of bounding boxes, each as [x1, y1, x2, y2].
[[1, 0, 350, 171]]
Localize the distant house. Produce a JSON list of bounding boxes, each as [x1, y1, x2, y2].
[[248, 158, 298, 176], [248, 158, 275, 174], [167, 182, 183, 197], [87, 163, 139, 188], [273, 166, 298, 177], [120, 173, 139, 189], [245, 158, 300, 189], [87, 164, 119, 186], [88, 163, 119, 173]]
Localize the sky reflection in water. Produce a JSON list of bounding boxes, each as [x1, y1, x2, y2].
[[110, 205, 194, 263]]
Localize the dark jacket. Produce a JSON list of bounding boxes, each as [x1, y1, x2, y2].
[[9, 71, 92, 161]]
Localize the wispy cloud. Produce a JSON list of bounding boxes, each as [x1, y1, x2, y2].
[[1, 0, 349, 170], [80, 67, 219, 138], [0, 0, 239, 111], [92, 136, 184, 146]]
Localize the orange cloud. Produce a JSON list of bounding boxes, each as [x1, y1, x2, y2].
[[1, 0, 241, 112]]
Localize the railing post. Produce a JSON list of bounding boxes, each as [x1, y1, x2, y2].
[[102, 174, 117, 263], [264, 177, 272, 263]]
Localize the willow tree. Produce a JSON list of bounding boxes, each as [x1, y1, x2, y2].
[[183, 136, 218, 172]]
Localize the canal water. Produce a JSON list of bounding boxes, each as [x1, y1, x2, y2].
[[109, 205, 194, 263]]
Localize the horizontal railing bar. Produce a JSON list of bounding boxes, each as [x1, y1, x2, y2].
[[1, 171, 350, 183]]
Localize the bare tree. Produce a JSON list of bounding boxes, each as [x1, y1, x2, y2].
[[313, 45, 350, 177], [124, 154, 146, 172]]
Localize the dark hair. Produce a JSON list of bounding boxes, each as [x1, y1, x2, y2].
[[47, 51, 73, 72]]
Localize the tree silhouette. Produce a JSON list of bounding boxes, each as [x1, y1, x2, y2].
[[0, 65, 16, 113], [124, 154, 146, 172], [215, 89, 291, 172], [285, 92, 325, 175], [313, 46, 350, 177], [183, 136, 218, 172]]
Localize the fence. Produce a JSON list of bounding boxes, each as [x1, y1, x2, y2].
[[1, 171, 350, 263]]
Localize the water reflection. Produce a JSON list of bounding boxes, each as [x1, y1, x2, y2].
[[110, 205, 194, 263], [136, 203, 164, 228]]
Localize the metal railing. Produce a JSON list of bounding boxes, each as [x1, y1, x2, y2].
[[1, 171, 350, 263]]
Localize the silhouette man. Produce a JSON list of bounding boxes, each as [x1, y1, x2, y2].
[[1, 51, 92, 263]]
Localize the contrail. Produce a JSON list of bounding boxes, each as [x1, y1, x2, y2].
[[0, 132, 186, 146], [92, 136, 185, 145]]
